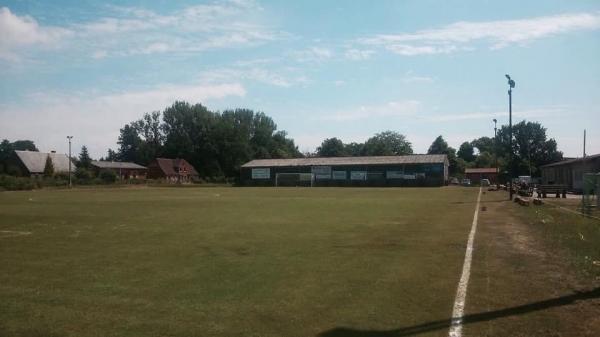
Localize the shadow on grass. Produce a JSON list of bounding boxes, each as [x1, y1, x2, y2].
[[317, 287, 600, 337]]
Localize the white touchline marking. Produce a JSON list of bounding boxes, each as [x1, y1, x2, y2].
[[448, 187, 482, 337]]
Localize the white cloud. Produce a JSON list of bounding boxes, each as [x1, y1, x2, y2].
[[0, 7, 71, 61], [290, 47, 333, 63], [334, 80, 346, 86], [360, 12, 600, 55], [1, 1, 286, 61], [0, 83, 246, 157], [401, 71, 434, 83], [316, 100, 421, 121], [198, 61, 310, 88], [424, 107, 563, 122], [344, 48, 375, 60]]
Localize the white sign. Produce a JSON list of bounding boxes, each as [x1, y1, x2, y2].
[[251, 168, 270, 179], [312, 166, 331, 179], [350, 171, 367, 180], [403, 174, 416, 180], [386, 171, 404, 179], [332, 171, 347, 180]]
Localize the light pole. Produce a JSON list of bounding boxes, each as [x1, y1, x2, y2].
[[506, 74, 515, 201], [493, 118, 498, 185], [67, 136, 73, 188]]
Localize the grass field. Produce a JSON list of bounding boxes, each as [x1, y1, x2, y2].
[[0, 187, 480, 337]]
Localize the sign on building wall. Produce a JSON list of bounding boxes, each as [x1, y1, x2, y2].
[[386, 171, 404, 179], [251, 168, 270, 179], [312, 166, 332, 179], [350, 171, 367, 180], [332, 171, 347, 180], [403, 174, 416, 180]]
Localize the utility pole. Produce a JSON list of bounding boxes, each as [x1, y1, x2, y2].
[[506, 75, 515, 201], [67, 136, 73, 188]]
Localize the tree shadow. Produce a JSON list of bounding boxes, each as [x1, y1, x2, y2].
[[317, 287, 600, 337]]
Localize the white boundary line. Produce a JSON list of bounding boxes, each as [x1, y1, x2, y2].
[[448, 187, 482, 337]]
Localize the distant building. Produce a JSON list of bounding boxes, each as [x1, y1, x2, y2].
[[240, 154, 449, 187], [464, 168, 499, 184], [10, 150, 74, 177], [147, 158, 199, 183], [540, 154, 600, 192], [91, 161, 147, 180]]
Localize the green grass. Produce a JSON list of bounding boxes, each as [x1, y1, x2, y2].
[[0, 187, 479, 337]]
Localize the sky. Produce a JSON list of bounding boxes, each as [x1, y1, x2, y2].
[[1, 0, 599, 159]]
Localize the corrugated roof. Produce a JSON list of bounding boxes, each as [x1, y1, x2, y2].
[[465, 168, 498, 174], [540, 153, 600, 168], [241, 154, 448, 168], [91, 161, 147, 170], [15, 150, 73, 174]]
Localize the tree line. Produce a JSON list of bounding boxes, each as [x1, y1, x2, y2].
[[1, 100, 563, 180]]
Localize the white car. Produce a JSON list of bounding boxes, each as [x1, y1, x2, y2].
[[481, 179, 490, 187]]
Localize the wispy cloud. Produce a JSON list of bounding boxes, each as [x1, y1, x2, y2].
[[316, 100, 421, 121], [0, 7, 72, 61], [0, 82, 246, 157], [344, 48, 375, 60], [1, 0, 287, 62], [424, 107, 565, 122], [359, 12, 600, 55], [290, 47, 334, 63], [401, 71, 434, 84]]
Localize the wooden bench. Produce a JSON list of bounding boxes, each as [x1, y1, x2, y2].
[[536, 184, 567, 198]]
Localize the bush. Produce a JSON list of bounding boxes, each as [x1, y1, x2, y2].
[[75, 167, 93, 183], [99, 170, 117, 184], [0, 175, 35, 191]]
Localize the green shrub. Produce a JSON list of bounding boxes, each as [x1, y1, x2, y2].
[[99, 170, 117, 184], [75, 167, 93, 183], [0, 175, 35, 190]]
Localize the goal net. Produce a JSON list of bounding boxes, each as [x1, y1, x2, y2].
[[275, 173, 314, 187]]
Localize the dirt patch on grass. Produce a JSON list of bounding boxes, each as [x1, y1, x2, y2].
[[465, 191, 600, 337]]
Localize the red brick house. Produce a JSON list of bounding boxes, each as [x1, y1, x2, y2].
[[147, 158, 199, 183], [465, 167, 499, 184]]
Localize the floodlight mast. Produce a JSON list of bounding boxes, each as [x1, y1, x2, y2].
[[493, 118, 498, 185], [505, 75, 515, 201], [67, 136, 73, 188]]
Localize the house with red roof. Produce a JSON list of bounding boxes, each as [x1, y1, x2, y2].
[[147, 158, 199, 183]]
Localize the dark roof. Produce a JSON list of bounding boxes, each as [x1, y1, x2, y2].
[[465, 168, 498, 174], [154, 158, 199, 176], [14, 150, 73, 174], [540, 153, 600, 168], [241, 154, 448, 168], [91, 161, 147, 170]]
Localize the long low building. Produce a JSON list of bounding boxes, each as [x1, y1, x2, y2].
[[540, 153, 600, 192], [241, 154, 449, 187]]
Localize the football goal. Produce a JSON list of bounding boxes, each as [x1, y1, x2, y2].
[[275, 173, 315, 187]]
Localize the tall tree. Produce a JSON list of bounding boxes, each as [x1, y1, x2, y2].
[[457, 142, 475, 162], [106, 149, 118, 161], [363, 131, 413, 156], [471, 136, 494, 155], [497, 120, 562, 177], [344, 142, 364, 156], [43, 155, 54, 177], [427, 135, 460, 175], [317, 138, 347, 157], [78, 145, 92, 169], [117, 124, 142, 163]]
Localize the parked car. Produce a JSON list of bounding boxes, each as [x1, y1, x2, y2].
[[481, 179, 490, 187], [462, 178, 471, 186], [449, 177, 459, 185]]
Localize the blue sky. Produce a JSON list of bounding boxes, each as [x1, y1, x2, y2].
[[1, 0, 599, 158]]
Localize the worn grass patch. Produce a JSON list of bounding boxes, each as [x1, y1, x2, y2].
[[0, 187, 478, 337]]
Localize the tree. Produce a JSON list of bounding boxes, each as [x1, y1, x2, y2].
[[317, 138, 346, 157], [363, 131, 413, 156], [0, 139, 11, 173], [117, 124, 142, 163], [471, 136, 494, 155], [106, 149, 118, 161], [344, 142, 364, 156], [43, 155, 54, 177], [474, 151, 494, 168], [11, 140, 38, 151], [78, 146, 92, 169], [427, 136, 460, 175], [496, 120, 562, 177], [457, 142, 475, 162]]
